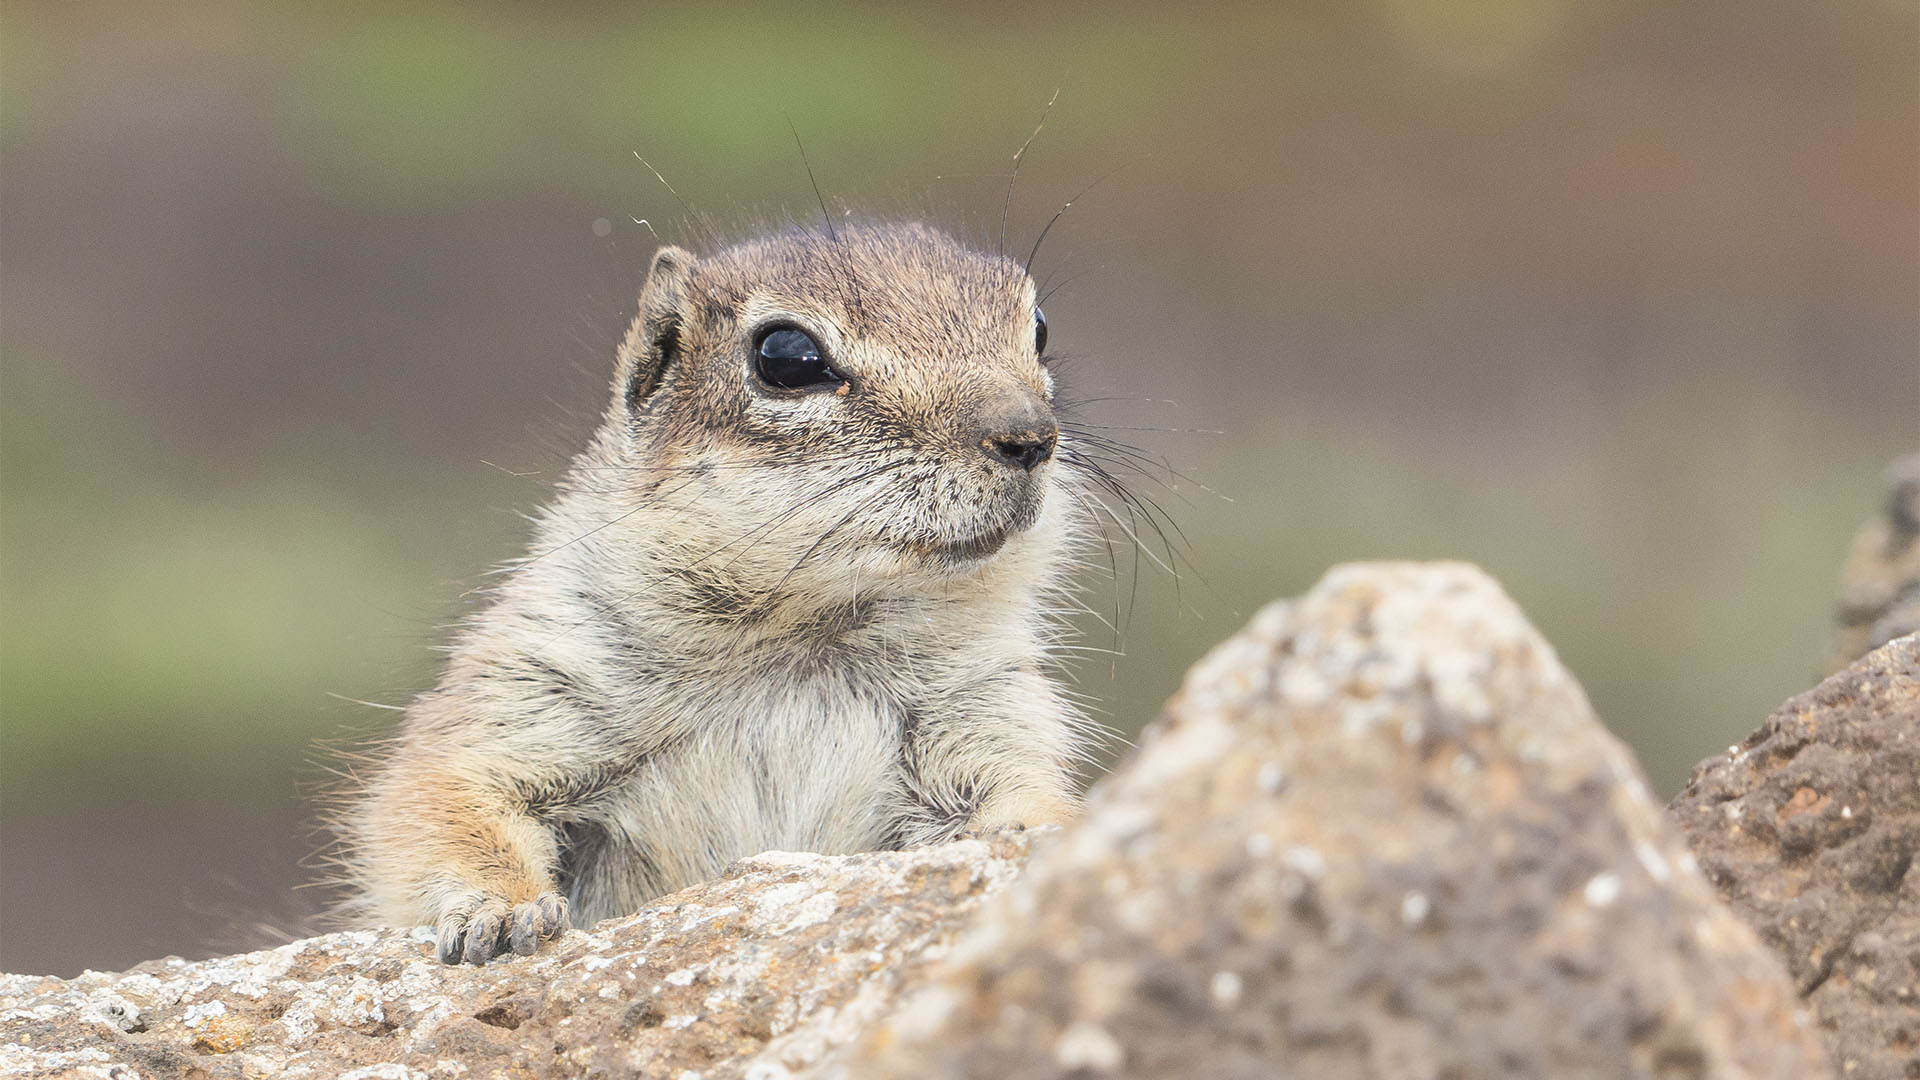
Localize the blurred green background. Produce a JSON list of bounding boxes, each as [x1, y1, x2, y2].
[[1, 1, 1913, 976]]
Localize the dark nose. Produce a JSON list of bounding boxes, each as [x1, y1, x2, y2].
[[974, 389, 1058, 472], [983, 429, 1056, 471]]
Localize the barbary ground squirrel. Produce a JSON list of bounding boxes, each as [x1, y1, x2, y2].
[[341, 222, 1104, 963]]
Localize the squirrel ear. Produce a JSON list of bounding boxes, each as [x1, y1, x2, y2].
[[615, 245, 697, 414]]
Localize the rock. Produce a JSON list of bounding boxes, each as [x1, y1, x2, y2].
[[847, 562, 1832, 1079], [4, 561, 1853, 1080], [1670, 634, 1919, 1080], [0, 833, 1036, 1079], [1830, 452, 1920, 674]]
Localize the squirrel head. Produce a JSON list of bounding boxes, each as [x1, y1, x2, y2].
[[598, 222, 1071, 601]]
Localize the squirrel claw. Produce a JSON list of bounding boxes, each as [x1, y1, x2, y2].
[[436, 891, 569, 965]]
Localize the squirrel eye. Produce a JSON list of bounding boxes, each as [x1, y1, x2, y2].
[[753, 327, 842, 391], [1034, 307, 1049, 357]]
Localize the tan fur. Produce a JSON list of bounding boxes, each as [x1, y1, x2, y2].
[[340, 223, 1094, 963]]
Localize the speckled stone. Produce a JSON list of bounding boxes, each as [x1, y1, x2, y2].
[[0, 834, 1035, 1079], [847, 562, 1833, 1080], [1830, 452, 1920, 675], [5, 562, 1859, 1080], [1672, 634, 1919, 1080]]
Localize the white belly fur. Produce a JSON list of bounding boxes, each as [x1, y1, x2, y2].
[[581, 682, 902, 918]]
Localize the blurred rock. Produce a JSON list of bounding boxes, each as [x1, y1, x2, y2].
[[2, 562, 1847, 1079], [0, 833, 1035, 1079], [1830, 452, 1920, 674], [847, 562, 1830, 1080], [1671, 634, 1919, 1080]]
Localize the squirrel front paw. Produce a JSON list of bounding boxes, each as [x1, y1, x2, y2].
[[961, 793, 1080, 837], [435, 890, 569, 965]]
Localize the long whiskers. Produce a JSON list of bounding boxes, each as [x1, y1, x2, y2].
[[750, 470, 912, 613], [1025, 164, 1124, 275], [1057, 435, 1205, 629], [523, 459, 912, 652], [787, 118, 838, 244], [488, 447, 902, 590], [706, 460, 912, 574], [1000, 89, 1059, 258]]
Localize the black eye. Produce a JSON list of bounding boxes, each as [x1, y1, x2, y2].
[[753, 327, 842, 391], [1034, 307, 1049, 357]]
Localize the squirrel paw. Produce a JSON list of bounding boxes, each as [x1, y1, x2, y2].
[[960, 794, 1080, 838], [435, 891, 569, 965]]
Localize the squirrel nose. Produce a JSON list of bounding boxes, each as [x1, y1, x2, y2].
[[982, 429, 1056, 471], [974, 390, 1058, 472]]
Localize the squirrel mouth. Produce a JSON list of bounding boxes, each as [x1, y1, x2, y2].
[[932, 524, 1014, 561], [920, 496, 1041, 563]]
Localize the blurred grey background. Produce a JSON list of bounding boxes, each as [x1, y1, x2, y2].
[[2, 1, 1914, 976]]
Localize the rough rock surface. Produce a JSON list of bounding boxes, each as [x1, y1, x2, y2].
[[847, 562, 1831, 1079], [0, 833, 1035, 1079], [3, 561, 1855, 1080], [1831, 452, 1920, 674], [1671, 634, 1919, 1079]]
